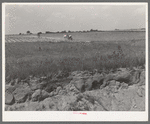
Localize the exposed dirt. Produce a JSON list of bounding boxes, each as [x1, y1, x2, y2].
[[5, 67, 145, 111]]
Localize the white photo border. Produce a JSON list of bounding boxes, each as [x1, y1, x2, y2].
[[2, 2, 148, 122]]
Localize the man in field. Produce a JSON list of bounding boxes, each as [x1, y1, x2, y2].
[[68, 35, 73, 40]]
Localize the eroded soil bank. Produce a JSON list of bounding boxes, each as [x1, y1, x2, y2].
[[5, 66, 145, 111]]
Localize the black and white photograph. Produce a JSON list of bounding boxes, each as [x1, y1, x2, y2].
[[2, 2, 148, 121]]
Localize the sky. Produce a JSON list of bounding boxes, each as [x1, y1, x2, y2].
[[5, 3, 147, 34]]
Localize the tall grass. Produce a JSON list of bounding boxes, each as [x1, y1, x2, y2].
[[5, 41, 145, 80]]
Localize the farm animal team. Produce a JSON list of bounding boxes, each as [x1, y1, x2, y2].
[[37, 33, 73, 40], [63, 34, 73, 40]]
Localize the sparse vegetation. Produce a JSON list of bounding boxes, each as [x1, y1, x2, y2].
[[37, 32, 42, 34], [61, 30, 67, 33], [5, 39, 145, 80], [26, 31, 31, 34]]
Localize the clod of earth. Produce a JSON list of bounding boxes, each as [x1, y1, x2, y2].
[[5, 92, 15, 105], [31, 89, 49, 102]]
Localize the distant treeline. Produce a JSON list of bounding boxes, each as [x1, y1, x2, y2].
[[18, 28, 145, 35], [44, 28, 146, 34], [45, 29, 103, 34]]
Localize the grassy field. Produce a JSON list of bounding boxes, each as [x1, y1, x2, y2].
[[42, 31, 145, 42], [6, 31, 145, 43], [5, 31, 145, 80]]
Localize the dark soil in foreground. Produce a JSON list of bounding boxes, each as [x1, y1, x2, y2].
[[5, 66, 145, 111]]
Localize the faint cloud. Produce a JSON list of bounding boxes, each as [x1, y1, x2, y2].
[[52, 12, 66, 18], [101, 6, 111, 10], [18, 5, 23, 8], [46, 17, 52, 22], [70, 17, 75, 20], [133, 6, 146, 16], [24, 7, 34, 13]]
